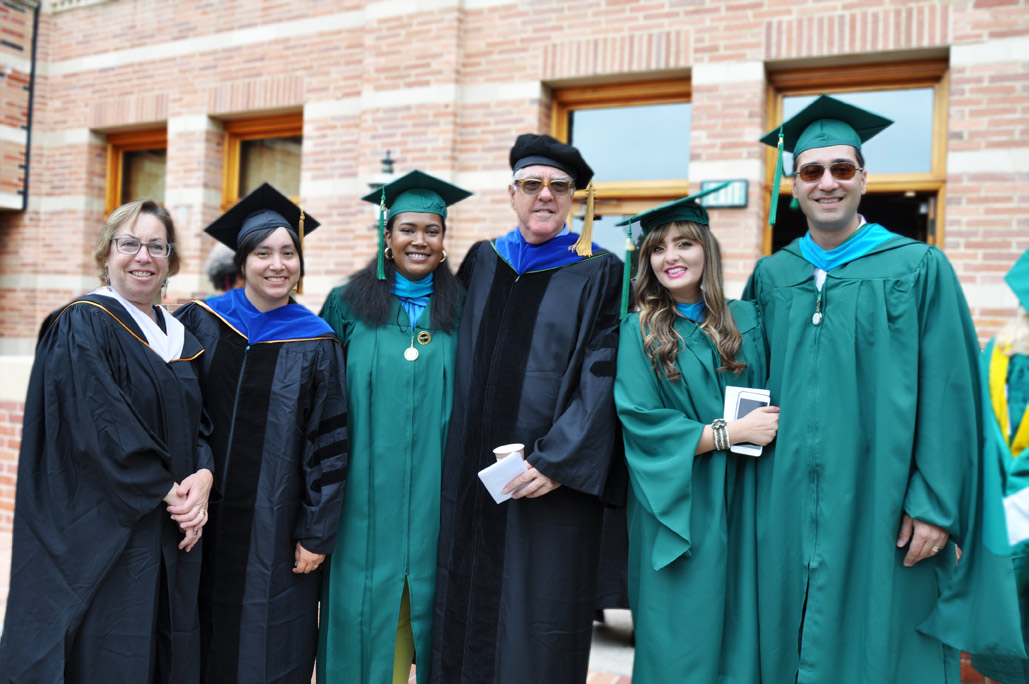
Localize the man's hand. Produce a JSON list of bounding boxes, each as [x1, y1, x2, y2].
[[504, 465, 562, 499], [293, 542, 325, 574], [896, 513, 949, 567]]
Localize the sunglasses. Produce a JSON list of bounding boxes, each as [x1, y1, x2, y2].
[[513, 178, 575, 197], [795, 162, 863, 183]]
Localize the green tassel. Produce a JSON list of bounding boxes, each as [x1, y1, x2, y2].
[[376, 186, 387, 280], [768, 124, 784, 227], [620, 225, 633, 320]]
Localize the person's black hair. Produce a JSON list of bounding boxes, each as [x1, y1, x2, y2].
[[339, 214, 461, 332], [234, 225, 305, 279]]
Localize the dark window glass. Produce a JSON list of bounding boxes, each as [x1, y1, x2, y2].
[[121, 148, 166, 204], [240, 135, 302, 196]]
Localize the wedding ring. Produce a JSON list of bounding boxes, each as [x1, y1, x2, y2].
[[930, 545, 941, 553], [193, 529, 199, 537]]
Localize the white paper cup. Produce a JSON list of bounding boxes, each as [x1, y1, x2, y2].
[[493, 443, 525, 461]]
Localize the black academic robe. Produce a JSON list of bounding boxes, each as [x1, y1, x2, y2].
[[431, 241, 625, 684], [173, 302, 348, 684], [0, 294, 210, 684]]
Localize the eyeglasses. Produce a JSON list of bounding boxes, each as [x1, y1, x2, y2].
[[512, 178, 575, 197], [111, 237, 173, 258], [795, 162, 863, 183]]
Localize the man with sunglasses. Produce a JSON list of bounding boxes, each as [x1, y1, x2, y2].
[[432, 133, 624, 684], [742, 96, 1024, 683]]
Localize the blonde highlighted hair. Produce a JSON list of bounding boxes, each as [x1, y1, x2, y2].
[[634, 221, 745, 381], [93, 200, 180, 284]]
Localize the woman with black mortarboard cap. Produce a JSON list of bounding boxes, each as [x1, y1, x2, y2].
[[174, 183, 349, 684]]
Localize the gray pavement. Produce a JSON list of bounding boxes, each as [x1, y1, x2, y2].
[[590, 608, 635, 677]]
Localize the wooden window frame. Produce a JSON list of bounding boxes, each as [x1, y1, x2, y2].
[[105, 128, 168, 215], [221, 113, 303, 210], [551, 79, 692, 216], [764, 59, 949, 253]]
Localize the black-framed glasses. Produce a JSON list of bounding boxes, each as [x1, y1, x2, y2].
[[795, 162, 863, 183], [513, 178, 575, 197], [111, 237, 173, 258]]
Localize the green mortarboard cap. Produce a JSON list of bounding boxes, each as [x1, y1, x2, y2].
[[616, 182, 730, 238], [759, 94, 893, 158], [1006, 248, 1029, 312], [361, 170, 472, 220], [363, 170, 472, 280], [205, 182, 319, 251]]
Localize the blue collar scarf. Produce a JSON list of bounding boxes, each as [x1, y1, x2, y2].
[[204, 287, 333, 343], [493, 226, 596, 274], [675, 301, 706, 323], [392, 271, 433, 327], [799, 222, 898, 272]]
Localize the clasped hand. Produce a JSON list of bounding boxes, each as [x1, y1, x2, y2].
[[164, 468, 214, 552]]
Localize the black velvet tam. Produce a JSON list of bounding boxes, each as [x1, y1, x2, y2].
[[509, 133, 595, 187]]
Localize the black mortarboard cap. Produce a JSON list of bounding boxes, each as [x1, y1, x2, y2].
[[204, 182, 319, 251]]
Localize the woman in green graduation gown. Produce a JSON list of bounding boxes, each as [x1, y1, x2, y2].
[[318, 170, 471, 684], [973, 249, 1029, 684], [613, 188, 779, 684]]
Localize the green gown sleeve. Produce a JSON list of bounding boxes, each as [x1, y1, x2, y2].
[[615, 315, 706, 571], [912, 251, 1025, 658]]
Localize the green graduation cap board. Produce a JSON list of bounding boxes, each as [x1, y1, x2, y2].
[[617, 182, 731, 236], [760, 95, 893, 226], [617, 182, 731, 319], [1007, 248, 1029, 313], [364, 170, 472, 280]]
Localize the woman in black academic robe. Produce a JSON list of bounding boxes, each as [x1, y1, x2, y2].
[[174, 184, 348, 684], [0, 200, 214, 684]]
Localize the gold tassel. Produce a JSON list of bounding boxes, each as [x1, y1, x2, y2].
[[570, 182, 596, 257], [296, 207, 305, 295]]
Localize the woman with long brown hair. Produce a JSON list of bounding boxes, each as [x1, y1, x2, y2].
[[614, 189, 778, 683]]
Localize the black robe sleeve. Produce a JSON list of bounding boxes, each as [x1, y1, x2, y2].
[[527, 254, 625, 503], [293, 339, 349, 554]]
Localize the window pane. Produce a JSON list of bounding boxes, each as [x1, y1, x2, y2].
[[240, 136, 302, 196], [782, 89, 934, 174], [570, 103, 691, 182], [121, 148, 166, 204]]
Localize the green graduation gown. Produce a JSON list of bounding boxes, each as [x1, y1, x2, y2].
[[614, 300, 764, 684], [972, 341, 1029, 682], [743, 236, 1024, 683], [317, 285, 457, 684]]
